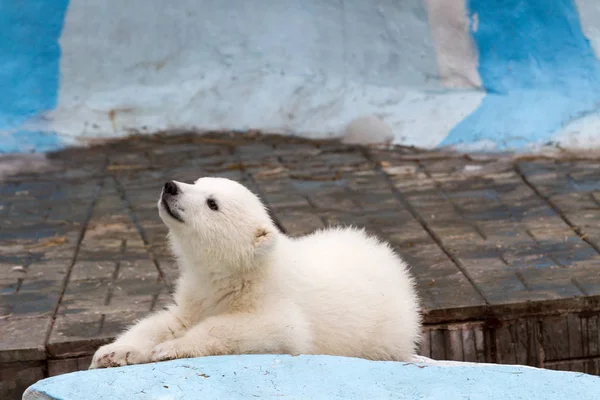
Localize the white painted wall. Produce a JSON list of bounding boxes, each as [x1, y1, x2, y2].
[[556, 0, 600, 149], [40, 0, 483, 149]]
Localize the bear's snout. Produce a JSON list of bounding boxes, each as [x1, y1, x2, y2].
[[164, 181, 179, 196]]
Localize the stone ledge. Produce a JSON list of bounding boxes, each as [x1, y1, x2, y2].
[[23, 355, 600, 400]]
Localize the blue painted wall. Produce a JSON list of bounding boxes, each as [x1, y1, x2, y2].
[[0, 0, 68, 153], [443, 0, 600, 149]]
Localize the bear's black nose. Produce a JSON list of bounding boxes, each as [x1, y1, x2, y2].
[[164, 181, 178, 196]]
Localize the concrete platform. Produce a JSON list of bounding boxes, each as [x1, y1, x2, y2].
[[1, 133, 600, 398], [21, 355, 600, 400]]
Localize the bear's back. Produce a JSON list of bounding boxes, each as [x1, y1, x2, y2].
[[268, 226, 421, 360]]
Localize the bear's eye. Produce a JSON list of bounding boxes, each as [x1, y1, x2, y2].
[[206, 198, 219, 211]]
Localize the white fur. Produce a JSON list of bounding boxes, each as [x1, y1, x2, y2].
[[90, 177, 422, 368]]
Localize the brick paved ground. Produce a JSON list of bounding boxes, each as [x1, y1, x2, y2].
[[1, 133, 600, 397]]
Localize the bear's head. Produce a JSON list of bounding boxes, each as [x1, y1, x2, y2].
[[157, 177, 278, 270]]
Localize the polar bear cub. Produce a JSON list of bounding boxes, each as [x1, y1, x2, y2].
[[90, 177, 421, 368]]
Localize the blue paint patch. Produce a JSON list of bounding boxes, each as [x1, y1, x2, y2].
[[0, 0, 69, 153], [442, 0, 600, 150]]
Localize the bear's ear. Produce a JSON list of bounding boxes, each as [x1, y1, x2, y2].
[[253, 226, 275, 253]]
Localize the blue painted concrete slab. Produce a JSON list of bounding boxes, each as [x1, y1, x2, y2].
[[23, 355, 600, 400]]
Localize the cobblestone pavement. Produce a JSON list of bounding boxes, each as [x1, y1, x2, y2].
[[1, 133, 600, 396]]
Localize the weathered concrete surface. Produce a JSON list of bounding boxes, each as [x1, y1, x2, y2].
[[1, 132, 600, 399], [22, 355, 600, 400]]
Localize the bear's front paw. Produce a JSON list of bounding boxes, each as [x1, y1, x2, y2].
[[89, 343, 151, 369], [151, 339, 198, 362]]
